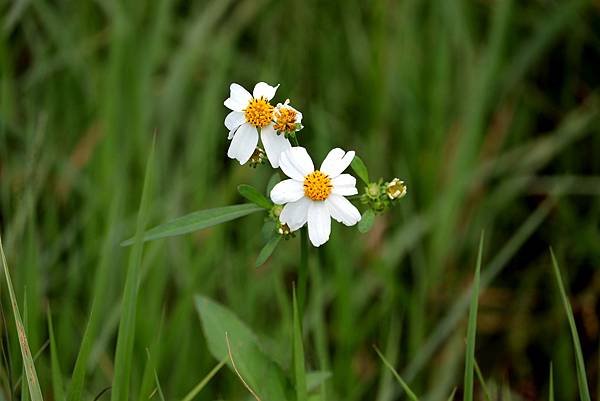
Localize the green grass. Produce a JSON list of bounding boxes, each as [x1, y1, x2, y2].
[[1, 1, 599, 400]]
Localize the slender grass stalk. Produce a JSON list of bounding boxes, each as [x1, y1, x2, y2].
[[463, 232, 484, 401], [550, 249, 591, 401], [0, 235, 43, 401], [180, 358, 227, 401], [293, 287, 308, 401]]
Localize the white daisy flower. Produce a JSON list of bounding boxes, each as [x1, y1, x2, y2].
[[270, 147, 361, 247], [224, 82, 291, 168], [273, 99, 303, 135]]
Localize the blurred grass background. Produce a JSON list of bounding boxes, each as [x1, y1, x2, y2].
[[1, 0, 599, 400]]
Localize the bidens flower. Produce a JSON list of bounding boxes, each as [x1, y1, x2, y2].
[[224, 82, 291, 168], [270, 147, 361, 247], [274, 99, 303, 136]]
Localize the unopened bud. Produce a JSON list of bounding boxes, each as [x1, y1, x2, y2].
[[386, 178, 407, 200]]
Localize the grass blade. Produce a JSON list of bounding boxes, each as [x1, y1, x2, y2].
[[463, 232, 484, 401], [373, 346, 419, 401], [0, 235, 43, 401], [550, 249, 591, 401], [293, 287, 308, 401], [121, 203, 264, 246], [47, 309, 64, 401], [110, 140, 155, 401], [548, 362, 554, 401], [180, 358, 227, 401]]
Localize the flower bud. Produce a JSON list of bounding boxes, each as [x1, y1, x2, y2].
[[386, 178, 407, 200]]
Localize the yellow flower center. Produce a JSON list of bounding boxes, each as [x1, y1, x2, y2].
[[274, 107, 298, 133], [303, 171, 332, 201], [244, 97, 274, 128]]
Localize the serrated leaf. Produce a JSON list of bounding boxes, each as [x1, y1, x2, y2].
[[238, 184, 273, 209], [194, 295, 291, 401], [351, 155, 369, 184], [255, 235, 281, 268], [358, 209, 375, 233], [121, 204, 263, 246]]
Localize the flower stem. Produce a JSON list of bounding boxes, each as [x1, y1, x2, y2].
[[298, 227, 309, 313]]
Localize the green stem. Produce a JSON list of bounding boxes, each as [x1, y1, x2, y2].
[[290, 133, 299, 147], [298, 227, 309, 313]]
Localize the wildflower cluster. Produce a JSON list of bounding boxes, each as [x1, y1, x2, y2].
[[224, 81, 406, 248], [360, 178, 407, 213]]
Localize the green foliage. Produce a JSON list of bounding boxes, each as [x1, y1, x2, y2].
[[0, 1, 598, 401], [195, 295, 291, 401], [255, 234, 281, 268], [121, 204, 264, 246], [238, 184, 273, 209], [0, 237, 43, 401]]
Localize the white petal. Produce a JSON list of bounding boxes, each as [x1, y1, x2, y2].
[[228, 128, 237, 140], [224, 83, 252, 111], [307, 201, 331, 247], [253, 82, 279, 101], [261, 124, 291, 168], [270, 179, 304, 205], [225, 111, 245, 130], [227, 123, 258, 165], [326, 195, 361, 226], [331, 174, 358, 196], [280, 197, 311, 231], [279, 147, 315, 181], [320, 148, 355, 178]]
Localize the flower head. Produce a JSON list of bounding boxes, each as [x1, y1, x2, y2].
[[273, 99, 303, 136], [270, 147, 361, 247], [224, 82, 291, 168], [386, 178, 407, 200]]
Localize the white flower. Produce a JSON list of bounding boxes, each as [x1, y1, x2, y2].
[[270, 147, 361, 247], [224, 82, 291, 168], [273, 99, 303, 134]]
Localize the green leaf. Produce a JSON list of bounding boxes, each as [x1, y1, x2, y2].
[[111, 140, 155, 401], [351, 155, 369, 184], [121, 203, 263, 246], [293, 288, 308, 401], [550, 249, 591, 401], [266, 172, 281, 194], [255, 235, 281, 268], [306, 371, 331, 393], [0, 236, 44, 401], [358, 209, 375, 233], [47, 309, 64, 401], [238, 184, 273, 209], [374, 345, 419, 401], [463, 232, 484, 401], [194, 295, 291, 401]]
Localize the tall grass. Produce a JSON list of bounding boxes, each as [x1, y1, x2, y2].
[[1, 1, 598, 400]]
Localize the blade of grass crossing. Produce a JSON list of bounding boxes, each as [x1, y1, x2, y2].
[[464, 232, 484, 401], [373, 346, 419, 401], [180, 358, 227, 401], [549, 249, 591, 401], [549, 363, 554, 401], [0, 236, 43, 401], [47, 309, 64, 401], [293, 287, 308, 401], [110, 140, 155, 401]]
